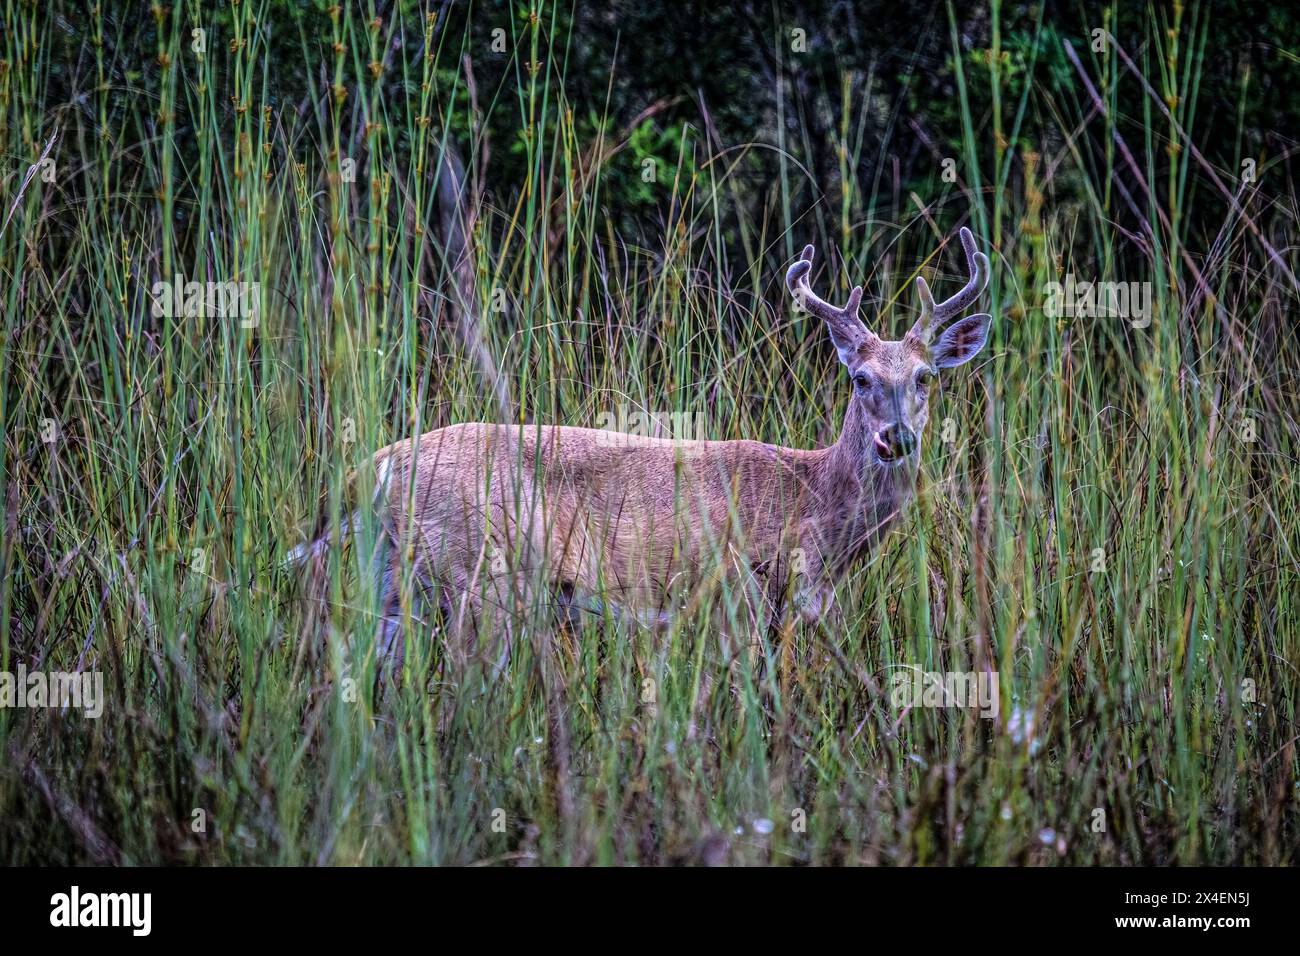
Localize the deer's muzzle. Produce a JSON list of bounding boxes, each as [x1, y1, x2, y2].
[[874, 423, 917, 462]]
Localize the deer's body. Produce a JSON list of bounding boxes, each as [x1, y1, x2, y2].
[[370, 402, 918, 640], [305, 228, 991, 665]]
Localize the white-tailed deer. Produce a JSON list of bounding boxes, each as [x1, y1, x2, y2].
[[300, 227, 991, 667]]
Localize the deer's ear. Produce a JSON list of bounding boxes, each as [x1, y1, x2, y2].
[[826, 327, 868, 367], [932, 313, 991, 368]]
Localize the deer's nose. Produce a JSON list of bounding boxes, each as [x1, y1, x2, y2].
[[875, 423, 916, 461]]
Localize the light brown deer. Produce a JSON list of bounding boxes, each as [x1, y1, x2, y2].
[[304, 228, 990, 667]]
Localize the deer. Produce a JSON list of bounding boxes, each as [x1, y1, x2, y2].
[[298, 227, 991, 672]]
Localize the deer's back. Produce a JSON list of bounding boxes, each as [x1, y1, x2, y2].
[[372, 422, 821, 604]]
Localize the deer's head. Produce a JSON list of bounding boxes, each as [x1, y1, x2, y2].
[[787, 227, 991, 467]]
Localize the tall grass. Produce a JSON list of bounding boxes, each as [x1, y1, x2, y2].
[[1, 1, 1296, 864]]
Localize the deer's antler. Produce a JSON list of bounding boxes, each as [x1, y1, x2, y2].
[[786, 244, 874, 361], [908, 226, 990, 344]]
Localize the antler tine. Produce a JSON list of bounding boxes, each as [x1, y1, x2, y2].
[[912, 274, 936, 340], [909, 226, 990, 344], [787, 244, 870, 361], [786, 244, 863, 322], [934, 226, 989, 321]]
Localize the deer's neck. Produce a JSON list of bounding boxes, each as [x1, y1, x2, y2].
[[812, 399, 918, 574]]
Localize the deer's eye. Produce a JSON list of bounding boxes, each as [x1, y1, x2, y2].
[[916, 369, 936, 391], [853, 372, 872, 391]]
